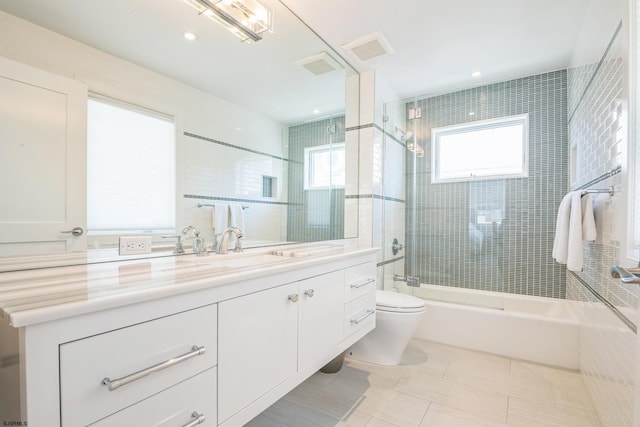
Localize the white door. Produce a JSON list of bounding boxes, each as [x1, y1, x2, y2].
[[0, 56, 87, 255]]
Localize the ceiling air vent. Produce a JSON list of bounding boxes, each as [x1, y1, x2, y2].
[[342, 31, 395, 62], [296, 51, 343, 75]]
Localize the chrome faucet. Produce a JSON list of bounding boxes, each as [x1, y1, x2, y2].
[[217, 227, 243, 254], [182, 225, 207, 256]]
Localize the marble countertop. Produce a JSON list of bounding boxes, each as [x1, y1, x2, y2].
[[0, 245, 377, 328]]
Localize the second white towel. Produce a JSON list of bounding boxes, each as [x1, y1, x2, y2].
[[213, 204, 229, 234], [552, 192, 596, 272]]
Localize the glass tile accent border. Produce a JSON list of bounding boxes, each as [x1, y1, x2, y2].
[[184, 131, 293, 163]]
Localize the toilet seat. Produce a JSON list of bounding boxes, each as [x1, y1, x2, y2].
[[376, 290, 426, 313]]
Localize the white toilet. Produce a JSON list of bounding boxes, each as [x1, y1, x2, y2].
[[348, 290, 426, 365]]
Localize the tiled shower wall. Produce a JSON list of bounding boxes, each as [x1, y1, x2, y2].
[[287, 116, 345, 242], [564, 0, 637, 424], [406, 71, 569, 298]]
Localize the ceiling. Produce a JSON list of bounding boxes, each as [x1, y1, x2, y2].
[[283, 0, 590, 99], [0, 0, 590, 122]]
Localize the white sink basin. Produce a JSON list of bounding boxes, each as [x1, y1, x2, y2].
[[271, 245, 345, 258], [177, 253, 291, 270]]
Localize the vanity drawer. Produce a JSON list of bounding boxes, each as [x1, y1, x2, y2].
[[344, 261, 376, 302], [60, 304, 217, 426], [344, 291, 376, 337], [90, 367, 216, 427]]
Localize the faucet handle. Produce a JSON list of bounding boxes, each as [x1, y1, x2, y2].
[[161, 235, 184, 254], [233, 236, 243, 253]]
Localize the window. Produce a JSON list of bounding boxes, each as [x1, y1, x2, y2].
[[87, 97, 176, 234], [304, 143, 345, 190], [432, 114, 528, 183]]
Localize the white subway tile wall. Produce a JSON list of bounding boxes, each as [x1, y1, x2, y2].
[[566, 12, 636, 427]]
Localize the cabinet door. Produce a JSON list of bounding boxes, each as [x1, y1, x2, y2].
[[298, 270, 345, 368], [218, 282, 298, 424], [0, 56, 87, 255]]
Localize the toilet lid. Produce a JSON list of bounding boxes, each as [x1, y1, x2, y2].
[[376, 290, 425, 312]]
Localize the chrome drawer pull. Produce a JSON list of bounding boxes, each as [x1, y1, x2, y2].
[[182, 411, 206, 427], [351, 309, 375, 324], [350, 278, 375, 289], [102, 345, 206, 391]]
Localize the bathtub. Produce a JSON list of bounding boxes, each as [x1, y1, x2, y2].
[[411, 285, 580, 369]]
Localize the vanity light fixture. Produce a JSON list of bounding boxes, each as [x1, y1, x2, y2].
[[182, 0, 273, 43]]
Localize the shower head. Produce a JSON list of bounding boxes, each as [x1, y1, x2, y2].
[[402, 131, 413, 142], [394, 126, 413, 142]]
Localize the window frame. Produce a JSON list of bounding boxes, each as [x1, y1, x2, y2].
[[303, 143, 346, 190], [431, 113, 529, 184]]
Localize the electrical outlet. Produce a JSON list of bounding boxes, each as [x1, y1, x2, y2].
[[119, 236, 153, 255]]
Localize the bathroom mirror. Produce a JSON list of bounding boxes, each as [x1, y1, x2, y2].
[[0, 0, 359, 271]]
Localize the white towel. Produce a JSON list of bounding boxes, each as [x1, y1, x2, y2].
[[229, 204, 245, 231], [213, 204, 229, 235], [581, 194, 596, 242], [592, 193, 611, 244], [552, 192, 573, 264], [552, 191, 598, 272]]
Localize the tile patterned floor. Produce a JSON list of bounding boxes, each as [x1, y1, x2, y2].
[[247, 339, 601, 427]]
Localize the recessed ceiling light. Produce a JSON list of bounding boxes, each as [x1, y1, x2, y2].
[[471, 71, 482, 78], [313, 109, 320, 114], [183, 31, 197, 41]]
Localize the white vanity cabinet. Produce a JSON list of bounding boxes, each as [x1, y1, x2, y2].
[[4, 248, 378, 427], [217, 269, 345, 424], [59, 304, 218, 426]]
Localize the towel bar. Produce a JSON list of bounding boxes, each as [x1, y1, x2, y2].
[[580, 186, 614, 197], [197, 203, 248, 209]]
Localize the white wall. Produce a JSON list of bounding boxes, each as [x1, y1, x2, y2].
[[0, 11, 288, 248], [565, 0, 637, 425], [356, 70, 407, 289]]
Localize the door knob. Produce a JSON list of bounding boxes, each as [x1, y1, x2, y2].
[[288, 294, 299, 303], [61, 227, 84, 237], [304, 289, 315, 297]]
